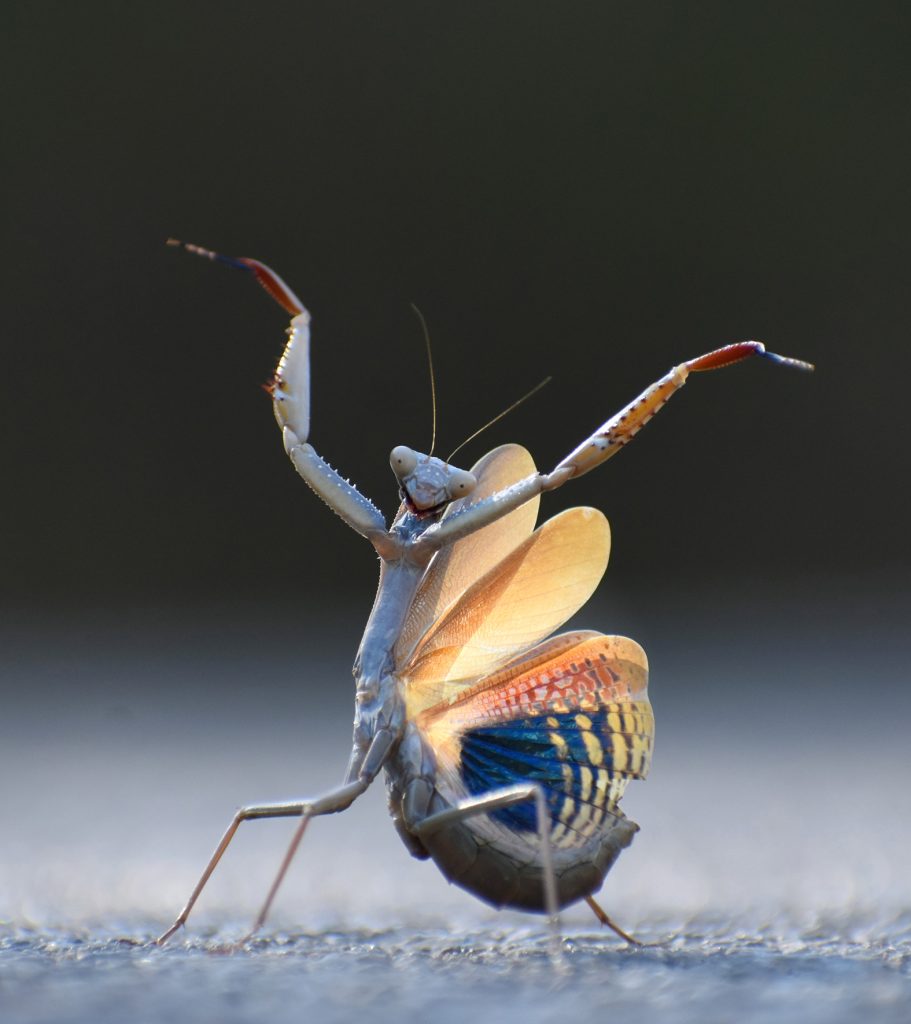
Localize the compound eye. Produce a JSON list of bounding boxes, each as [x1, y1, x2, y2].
[[390, 445, 418, 479], [447, 468, 477, 499]]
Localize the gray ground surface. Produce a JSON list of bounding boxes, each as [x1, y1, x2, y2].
[[2, 593, 908, 1022], [2, 920, 910, 1024]]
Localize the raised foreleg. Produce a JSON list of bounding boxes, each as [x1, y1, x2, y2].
[[167, 240, 390, 548], [420, 341, 813, 551], [550, 341, 813, 482]]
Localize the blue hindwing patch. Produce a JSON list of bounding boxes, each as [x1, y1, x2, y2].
[[460, 709, 639, 837]]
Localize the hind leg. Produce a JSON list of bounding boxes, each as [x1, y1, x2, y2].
[[584, 894, 640, 945], [413, 783, 562, 961]]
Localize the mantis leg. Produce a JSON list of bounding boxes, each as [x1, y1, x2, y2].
[[584, 894, 640, 945], [420, 340, 813, 551], [268, 292, 388, 541], [549, 341, 812, 482], [156, 778, 366, 945], [413, 784, 562, 961], [167, 240, 389, 546]]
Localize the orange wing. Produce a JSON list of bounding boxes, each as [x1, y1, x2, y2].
[[395, 444, 539, 666], [403, 505, 610, 715]]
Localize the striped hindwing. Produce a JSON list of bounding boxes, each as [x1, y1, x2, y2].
[[395, 444, 539, 668], [419, 632, 652, 849], [402, 506, 611, 715]]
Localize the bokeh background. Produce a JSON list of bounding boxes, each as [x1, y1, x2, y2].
[[2, 4, 910, 1017]]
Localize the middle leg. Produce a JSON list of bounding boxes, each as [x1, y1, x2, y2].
[[156, 778, 366, 945]]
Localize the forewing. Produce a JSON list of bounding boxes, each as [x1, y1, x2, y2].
[[395, 444, 539, 666], [403, 506, 610, 712], [420, 632, 652, 848]]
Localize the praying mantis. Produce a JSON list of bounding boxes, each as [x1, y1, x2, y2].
[[157, 241, 812, 949]]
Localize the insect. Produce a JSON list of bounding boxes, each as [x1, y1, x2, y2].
[[158, 241, 812, 950]]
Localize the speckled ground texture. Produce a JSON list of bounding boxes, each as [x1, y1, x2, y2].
[[3, 918, 910, 1024], [2, 598, 908, 1022]]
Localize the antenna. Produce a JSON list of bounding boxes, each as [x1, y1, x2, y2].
[[447, 376, 552, 464], [409, 303, 438, 457]]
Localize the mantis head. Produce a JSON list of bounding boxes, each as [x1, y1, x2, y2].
[[390, 446, 477, 514]]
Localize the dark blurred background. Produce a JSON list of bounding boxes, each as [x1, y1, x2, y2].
[[1, 2, 909, 930], [5, 0, 909, 607]]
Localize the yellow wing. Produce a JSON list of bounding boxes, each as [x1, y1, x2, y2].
[[403, 506, 611, 716], [395, 444, 539, 666]]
